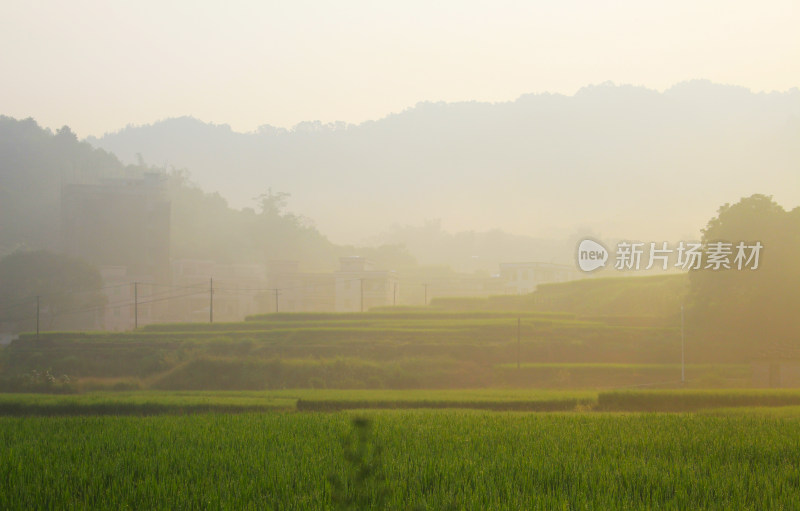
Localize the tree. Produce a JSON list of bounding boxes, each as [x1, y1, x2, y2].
[[0, 250, 106, 332], [688, 195, 800, 359], [0, 116, 126, 257]]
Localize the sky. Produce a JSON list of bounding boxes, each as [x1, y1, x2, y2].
[[1, 0, 798, 138]]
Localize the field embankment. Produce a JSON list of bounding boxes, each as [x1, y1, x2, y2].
[[5, 388, 800, 415]]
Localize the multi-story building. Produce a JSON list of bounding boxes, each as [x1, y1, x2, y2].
[[61, 173, 171, 285]]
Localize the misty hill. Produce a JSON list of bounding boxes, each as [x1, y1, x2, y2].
[[0, 116, 413, 270], [89, 81, 800, 247], [0, 120, 125, 255]]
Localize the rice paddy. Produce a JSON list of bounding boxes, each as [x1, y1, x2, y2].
[[1, 408, 798, 509]]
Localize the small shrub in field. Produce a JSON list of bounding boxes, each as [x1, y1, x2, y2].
[[0, 369, 75, 394], [328, 418, 388, 510]]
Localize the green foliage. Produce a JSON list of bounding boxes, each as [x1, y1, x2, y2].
[[689, 194, 800, 356], [0, 368, 75, 394], [328, 418, 388, 510], [297, 396, 589, 412], [7, 326, 682, 389], [493, 363, 750, 388], [0, 391, 294, 415], [148, 356, 490, 391], [242, 310, 576, 322], [0, 117, 125, 256], [0, 389, 597, 416], [598, 389, 800, 412], [0, 116, 412, 274], [532, 274, 688, 318], [3, 310, 691, 389], [168, 174, 344, 267]]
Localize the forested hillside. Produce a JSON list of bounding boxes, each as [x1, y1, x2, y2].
[[0, 116, 412, 270], [90, 81, 800, 246]]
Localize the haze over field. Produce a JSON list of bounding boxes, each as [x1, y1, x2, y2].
[[89, 82, 800, 244], [4, 8, 800, 508], [3, 1, 798, 246], [1, 1, 798, 334]]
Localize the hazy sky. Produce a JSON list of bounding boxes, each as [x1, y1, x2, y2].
[[2, 0, 798, 138]]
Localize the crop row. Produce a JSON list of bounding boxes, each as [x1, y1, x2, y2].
[[19, 319, 648, 342], [242, 310, 577, 323]]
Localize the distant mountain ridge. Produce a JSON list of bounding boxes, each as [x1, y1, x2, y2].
[[88, 81, 800, 245], [0, 115, 580, 271]]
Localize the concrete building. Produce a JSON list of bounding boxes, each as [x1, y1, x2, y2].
[[61, 173, 171, 285], [499, 262, 582, 294]]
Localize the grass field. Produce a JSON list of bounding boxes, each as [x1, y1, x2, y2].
[[0, 277, 789, 508], [1, 409, 798, 509], [4, 388, 800, 415]]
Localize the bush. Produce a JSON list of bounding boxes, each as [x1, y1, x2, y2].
[[0, 369, 75, 394]]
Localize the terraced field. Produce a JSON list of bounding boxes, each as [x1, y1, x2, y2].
[[2, 309, 722, 391]]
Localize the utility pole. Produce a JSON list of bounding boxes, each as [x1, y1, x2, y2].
[[517, 317, 521, 370], [360, 278, 364, 313], [423, 283, 428, 306], [36, 295, 40, 339], [393, 283, 397, 306], [681, 304, 685, 384], [209, 278, 214, 324], [274, 288, 279, 313], [134, 282, 138, 330]]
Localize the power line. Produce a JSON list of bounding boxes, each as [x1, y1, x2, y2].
[[2, 275, 402, 330], [0, 282, 134, 312], [0, 296, 38, 314], [130, 290, 207, 307], [0, 281, 206, 316], [36, 289, 207, 322], [212, 276, 371, 294]]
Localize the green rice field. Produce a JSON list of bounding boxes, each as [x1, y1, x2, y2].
[[2, 408, 799, 509], [1, 304, 793, 508]]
